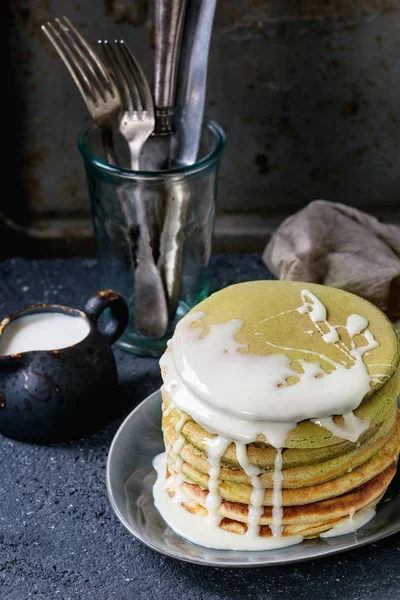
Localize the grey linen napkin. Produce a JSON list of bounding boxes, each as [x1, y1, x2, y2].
[[263, 200, 400, 324]]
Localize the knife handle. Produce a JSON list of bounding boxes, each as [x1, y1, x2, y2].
[[153, 0, 188, 133]]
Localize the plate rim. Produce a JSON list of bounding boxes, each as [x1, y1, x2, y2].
[[106, 389, 400, 568]]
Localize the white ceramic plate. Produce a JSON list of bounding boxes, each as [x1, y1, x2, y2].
[[106, 389, 400, 568]]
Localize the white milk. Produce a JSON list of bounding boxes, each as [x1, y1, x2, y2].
[[0, 312, 91, 355]]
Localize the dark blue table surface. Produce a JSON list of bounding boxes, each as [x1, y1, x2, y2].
[[1, 255, 399, 600]]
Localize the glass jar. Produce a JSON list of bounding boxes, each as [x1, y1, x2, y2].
[[78, 119, 226, 356]]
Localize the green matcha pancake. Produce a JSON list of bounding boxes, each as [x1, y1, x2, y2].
[[155, 280, 400, 549], [191, 280, 399, 395]]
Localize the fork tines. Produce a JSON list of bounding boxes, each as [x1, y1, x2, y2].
[[98, 40, 154, 120], [41, 16, 117, 106]]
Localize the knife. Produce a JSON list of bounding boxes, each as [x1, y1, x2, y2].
[[141, 0, 187, 170], [171, 0, 217, 166]]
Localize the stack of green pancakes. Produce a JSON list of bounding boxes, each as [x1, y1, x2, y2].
[[161, 281, 400, 539]]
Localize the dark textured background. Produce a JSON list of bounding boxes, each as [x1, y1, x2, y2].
[[1, 254, 400, 600], [3, 1, 400, 257]]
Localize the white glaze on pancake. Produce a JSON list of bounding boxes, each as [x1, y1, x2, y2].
[[153, 453, 303, 551], [155, 288, 381, 550], [320, 508, 376, 538]]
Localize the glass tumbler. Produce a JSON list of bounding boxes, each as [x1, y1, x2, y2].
[[78, 119, 226, 357]]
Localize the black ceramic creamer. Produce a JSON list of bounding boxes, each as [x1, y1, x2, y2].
[[0, 289, 128, 443]]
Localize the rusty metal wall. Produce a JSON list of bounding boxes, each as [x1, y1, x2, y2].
[[3, 0, 400, 255], [211, 0, 400, 215]]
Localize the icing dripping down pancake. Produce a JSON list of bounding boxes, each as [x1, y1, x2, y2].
[[154, 281, 400, 550]]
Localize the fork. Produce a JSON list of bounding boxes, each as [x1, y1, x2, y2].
[[99, 40, 155, 171], [41, 16, 121, 166], [99, 40, 169, 339], [41, 18, 142, 336]]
